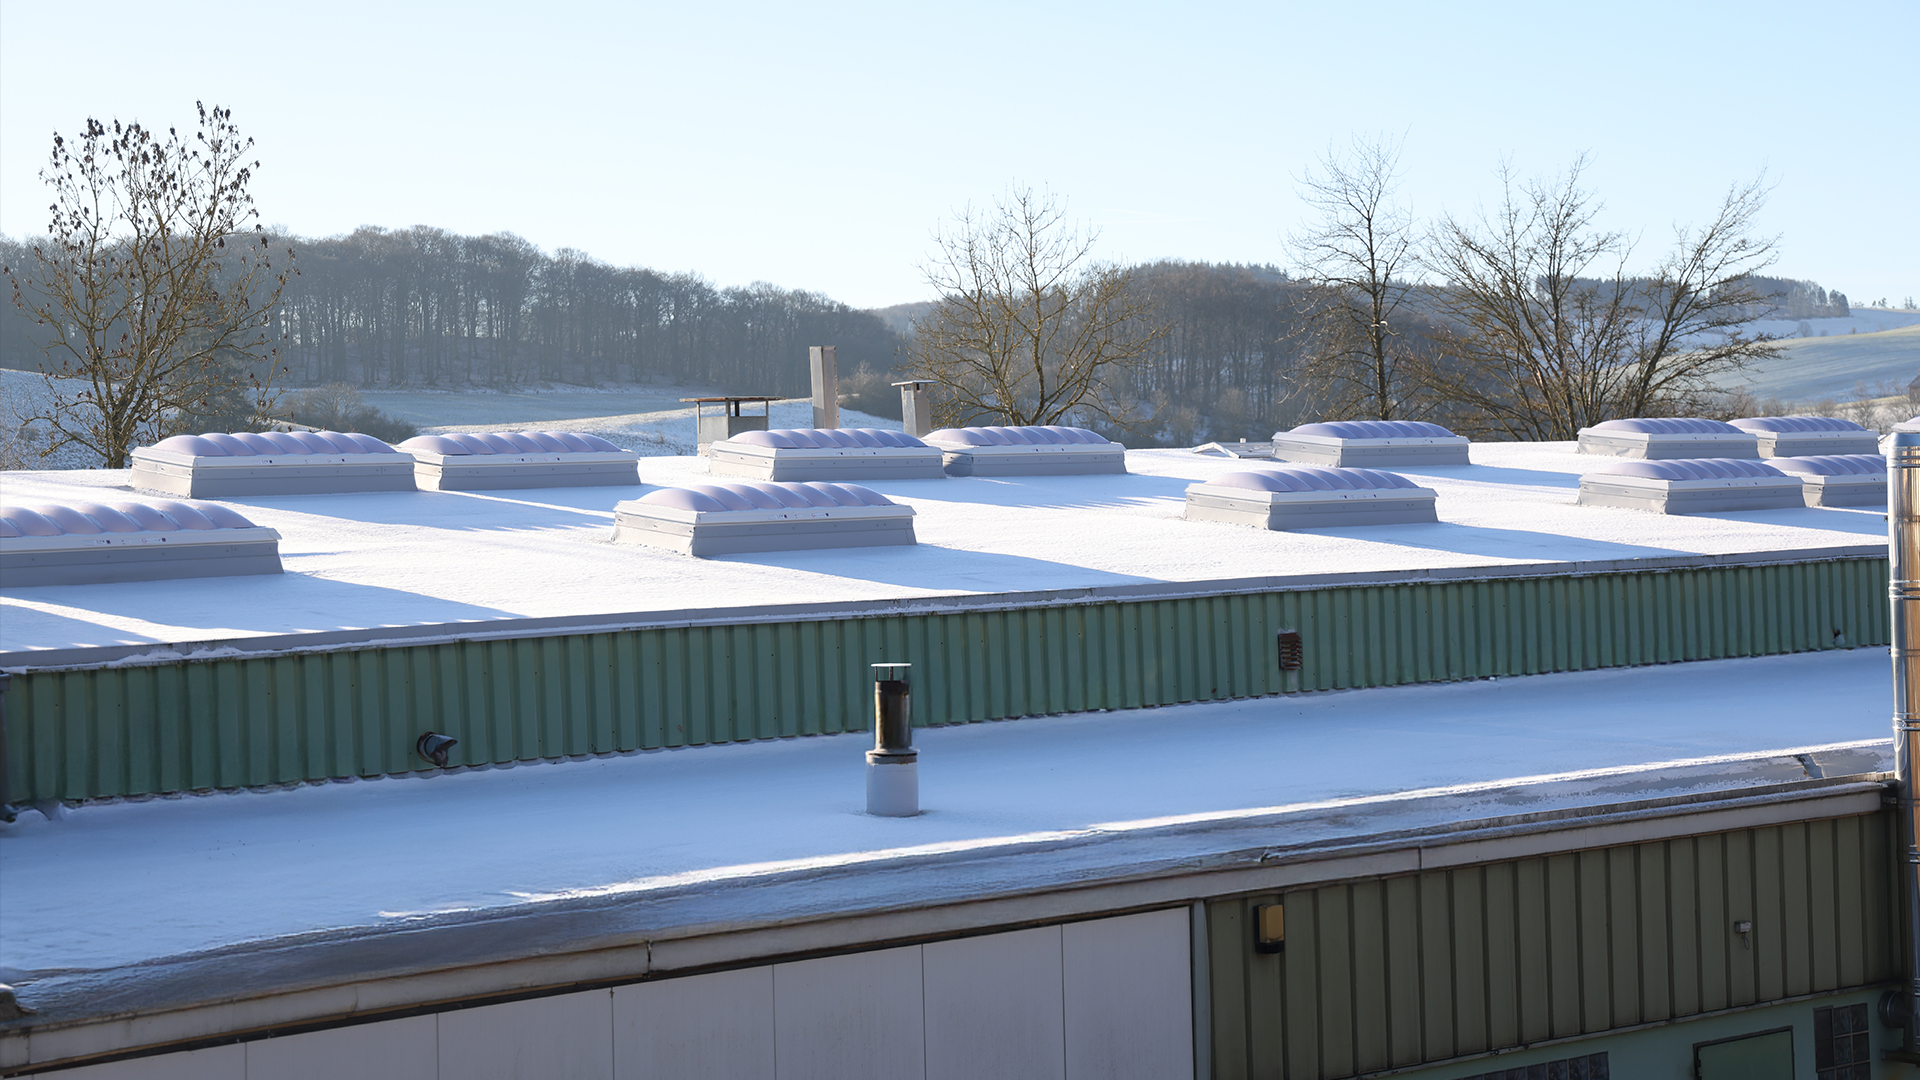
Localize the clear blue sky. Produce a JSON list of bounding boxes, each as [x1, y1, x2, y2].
[[2, 0, 1913, 309]]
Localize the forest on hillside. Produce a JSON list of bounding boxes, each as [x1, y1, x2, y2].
[[0, 226, 1863, 448]]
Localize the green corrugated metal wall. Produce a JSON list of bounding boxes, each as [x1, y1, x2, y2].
[[4, 556, 1888, 802], [1206, 812, 1898, 1080]]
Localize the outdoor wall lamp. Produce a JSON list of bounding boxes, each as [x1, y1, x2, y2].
[[1255, 903, 1286, 953]]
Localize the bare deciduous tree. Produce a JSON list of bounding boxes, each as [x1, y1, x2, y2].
[[1422, 158, 1780, 440], [906, 188, 1167, 428], [4, 102, 294, 466], [1288, 137, 1429, 421]]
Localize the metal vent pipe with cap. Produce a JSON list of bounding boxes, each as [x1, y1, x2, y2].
[[1887, 430, 1920, 1063], [867, 662, 919, 816]]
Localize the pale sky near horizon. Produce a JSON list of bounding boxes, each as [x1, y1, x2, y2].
[[1, 0, 1913, 310]]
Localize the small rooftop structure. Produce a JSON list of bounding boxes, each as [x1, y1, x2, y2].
[[1183, 465, 1439, 530], [1575, 417, 1759, 459], [707, 427, 946, 482], [923, 425, 1126, 476], [683, 396, 780, 453], [129, 430, 414, 497], [1770, 454, 1889, 507], [612, 480, 916, 556], [1576, 457, 1804, 514], [1271, 420, 1470, 467], [1728, 415, 1880, 457], [399, 431, 640, 490], [0, 499, 281, 586]]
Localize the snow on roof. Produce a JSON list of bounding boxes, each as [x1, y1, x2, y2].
[[0, 648, 1887, 979], [1286, 420, 1458, 439], [1585, 417, 1743, 434], [1730, 415, 1871, 434], [0, 443, 1885, 657]]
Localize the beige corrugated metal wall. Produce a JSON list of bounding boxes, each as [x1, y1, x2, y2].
[[5, 556, 1888, 802], [1205, 813, 1898, 1080]]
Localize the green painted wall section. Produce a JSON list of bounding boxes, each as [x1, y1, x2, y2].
[[4, 556, 1889, 802], [1205, 814, 1897, 1080]]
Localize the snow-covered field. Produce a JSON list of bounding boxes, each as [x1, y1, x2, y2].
[[0, 647, 1887, 975], [1745, 308, 1920, 340], [0, 367, 105, 469]]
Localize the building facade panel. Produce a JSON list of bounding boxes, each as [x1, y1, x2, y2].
[[1204, 813, 1898, 1080], [4, 556, 1889, 802]]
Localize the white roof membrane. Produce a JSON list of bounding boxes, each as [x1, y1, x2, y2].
[[0, 443, 1885, 656]]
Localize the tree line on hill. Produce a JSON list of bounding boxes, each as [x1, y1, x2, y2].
[[0, 218, 1865, 450], [0, 108, 1870, 461]]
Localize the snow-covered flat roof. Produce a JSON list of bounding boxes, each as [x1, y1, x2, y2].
[[0, 443, 1885, 658], [0, 648, 1889, 992]]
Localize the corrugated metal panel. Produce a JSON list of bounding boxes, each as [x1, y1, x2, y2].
[[3, 557, 1889, 802], [1204, 813, 1898, 1080]]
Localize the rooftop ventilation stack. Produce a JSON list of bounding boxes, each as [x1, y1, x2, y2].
[[1889, 430, 1920, 1063], [867, 663, 918, 816]]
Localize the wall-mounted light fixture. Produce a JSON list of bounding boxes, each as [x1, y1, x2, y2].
[[1733, 919, 1753, 949], [416, 732, 458, 768], [1255, 903, 1286, 953]]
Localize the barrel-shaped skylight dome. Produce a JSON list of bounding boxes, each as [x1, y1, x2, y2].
[[0, 498, 260, 537], [400, 431, 623, 456], [1588, 458, 1786, 481], [637, 481, 897, 513], [1584, 418, 1744, 435], [923, 426, 1110, 446], [1768, 454, 1888, 477], [1210, 466, 1423, 492], [615, 480, 916, 556], [726, 428, 928, 449], [150, 430, 398, 457], [1, 498, 282, 585], [1729, 416, 1870, 434], [1285, 420, 1458, 439]]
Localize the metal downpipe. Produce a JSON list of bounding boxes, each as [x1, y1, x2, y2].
[[1887, 431, 1920, 1062]]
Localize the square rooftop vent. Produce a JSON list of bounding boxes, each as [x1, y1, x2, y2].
[[1769, 454, 1888, 507], [1727, 416, 1879, 458], [1184, 466, 1439, 530], [1, 499, 282, 586], [613, 481, 917, 557], [923, 425, 1126, 476], [1575, 418, 1759, 460], [400, 432, 640, 490], [131, 431, 415, 497], [707, 428, 946, 482], [1271, 420, 1469, 467], [1576, 458, 1804, 514]]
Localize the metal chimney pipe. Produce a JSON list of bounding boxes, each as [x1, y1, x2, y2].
[[867, 662, 918, 816], [1888, 431, 1920, 1058]]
